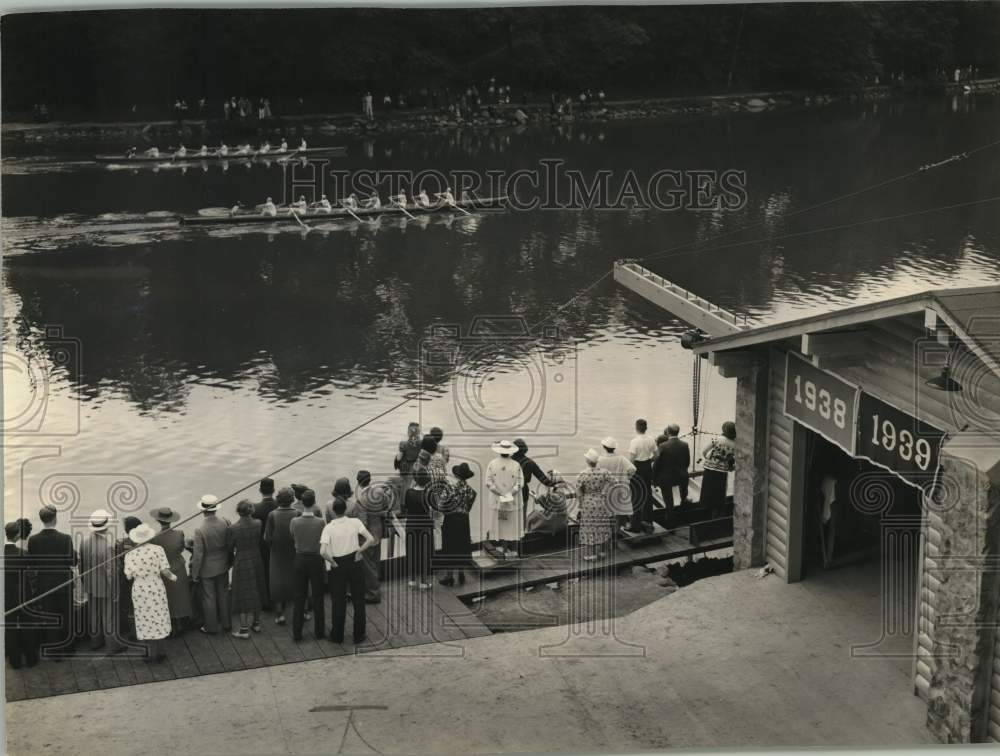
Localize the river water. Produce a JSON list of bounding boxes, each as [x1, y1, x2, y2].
[[3, 95, 999, 540]]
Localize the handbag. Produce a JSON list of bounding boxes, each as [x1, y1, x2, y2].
[[71, 565, 88, 607]]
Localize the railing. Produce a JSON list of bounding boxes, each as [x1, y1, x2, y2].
[[615, 260, 753, 330]]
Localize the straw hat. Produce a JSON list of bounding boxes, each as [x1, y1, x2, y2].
[[584, 448, 600, 464], [150, 507, 181, 524], [128, 523, 157, 545], [601, 436, 617, 450], [89, 509, 112, 531], [492, 440, 516, 455], [199, 494, 219, 512]]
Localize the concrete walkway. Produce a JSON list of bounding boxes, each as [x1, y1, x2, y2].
[[5, 564, 934, 754]]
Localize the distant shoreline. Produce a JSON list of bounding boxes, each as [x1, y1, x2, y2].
[[4, 79, 998, 147]]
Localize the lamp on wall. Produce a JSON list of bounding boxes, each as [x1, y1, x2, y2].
[[925, 362, 962, 392]]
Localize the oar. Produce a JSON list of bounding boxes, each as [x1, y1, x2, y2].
[[290, 209, 311, 233], [438, 196, 472, 215], [341, 203, 370, 224], [391, 201, 417, 220]]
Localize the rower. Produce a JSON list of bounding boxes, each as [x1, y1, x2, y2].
[[434, 186, 456, 206], [259, 141, 271, 154], [218, 142, 229, 156], [343, 193, 359, 210], [230, 201, 244, 216], [126, 147, 137, 159], [299, 138, 307, 151], [199, 144, 209, 157], [289, 195, 308, 215], [279, 138, 288, 152], [261, 197, 277, 217], [364, 193, 381, 210], [414, 189, 430, 207], [144, 147, 160, 158], [235, 143, 252, 156], [393, 191, 407, 208], [174, 144, 187, 158], [314, 194, 332, 213]]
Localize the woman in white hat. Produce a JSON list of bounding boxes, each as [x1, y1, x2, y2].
[[123, 523, 178, 662], [577, 449, 615, 561], [484, 440, 525, 558]]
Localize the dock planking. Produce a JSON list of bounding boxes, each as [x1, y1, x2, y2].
[[3, 576, 492, 702]]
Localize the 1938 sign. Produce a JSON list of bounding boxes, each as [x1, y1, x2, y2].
[[784, 353, 859, 455], [855, 393, 945, 490]]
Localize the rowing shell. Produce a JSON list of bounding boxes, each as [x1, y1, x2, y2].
[[179, 196, 509, 225], [93, 146, 347, 164]]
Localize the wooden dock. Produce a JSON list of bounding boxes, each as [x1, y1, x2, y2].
[[4, 577, 491, 703], [455, 524, 732, 600]]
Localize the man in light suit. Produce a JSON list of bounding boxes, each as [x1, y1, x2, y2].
[[80, 509, 125, 653], [190, 495, 231, 634]]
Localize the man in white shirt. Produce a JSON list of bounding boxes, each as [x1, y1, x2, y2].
[[628, 418, 658, 534], [320, 498, 375, 644], [596, 436, 637, 535]]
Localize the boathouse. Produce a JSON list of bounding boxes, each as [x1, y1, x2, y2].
[[616, 262, 1000, 744]]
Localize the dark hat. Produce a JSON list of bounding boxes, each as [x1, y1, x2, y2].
[[452, 462, 474, 480], [291, 484, 308, 500], [356, 470, 372, 486], [429, 426, 444, 442], [332, 477, 353, 499], [276, 487, 295, 505], [420, 435, 438, 454], [259, 477, 275, 495], [513, 438, 528, 452], [150, 507, 181, 524]]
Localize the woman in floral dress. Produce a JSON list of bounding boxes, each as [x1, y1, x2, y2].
[[229, 499, 267, 638], [576, 449, 615, 561], [124, 523, 177, 663], [700, 421, 737, 519], [437, 463, 476, 587]]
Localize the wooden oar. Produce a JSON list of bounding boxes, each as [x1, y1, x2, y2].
[[390, 200, 417, 220], [438, 195, 472, 215], [290, 209, 311, 233], [340, 203, 369, 224]]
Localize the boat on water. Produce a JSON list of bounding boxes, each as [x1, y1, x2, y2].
[[93, 145, 347, 164], [180, 196, 510, 225]]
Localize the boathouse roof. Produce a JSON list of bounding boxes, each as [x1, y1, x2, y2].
[[693, 284, 1000, 378]]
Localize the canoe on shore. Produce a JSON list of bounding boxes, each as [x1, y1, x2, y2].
[[93, 145, 347, 164], [180, 196, 510, 225]]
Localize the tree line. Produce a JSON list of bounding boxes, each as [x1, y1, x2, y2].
[[3, 3, 998, 115]]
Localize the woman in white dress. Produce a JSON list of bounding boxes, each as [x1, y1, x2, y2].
[[485, 440, 525, 557], [124, 523, 177, 663]]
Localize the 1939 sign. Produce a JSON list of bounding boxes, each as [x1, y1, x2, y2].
[[784, 353, 859, 455], [855, 393, 945, 489]]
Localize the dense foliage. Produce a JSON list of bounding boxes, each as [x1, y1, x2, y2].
[[3, 3, 998, 114]]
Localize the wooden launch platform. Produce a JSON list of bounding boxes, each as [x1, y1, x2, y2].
[[4, 577, 490, 703], [455, 522, 733, 601]]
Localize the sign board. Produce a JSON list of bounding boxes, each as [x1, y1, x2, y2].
[[784, 353, 859, 456], [855, 393, 946, 491]]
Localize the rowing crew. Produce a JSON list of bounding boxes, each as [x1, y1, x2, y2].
[[126, 137, 307, 160], [245, 187, 459, 218]]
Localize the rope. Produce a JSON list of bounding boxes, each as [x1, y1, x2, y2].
[[635, 135, 1000, 270]]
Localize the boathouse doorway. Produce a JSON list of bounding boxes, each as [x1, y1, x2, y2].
[[802, 432, 924, 579], [797, 430, 925, 673]]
